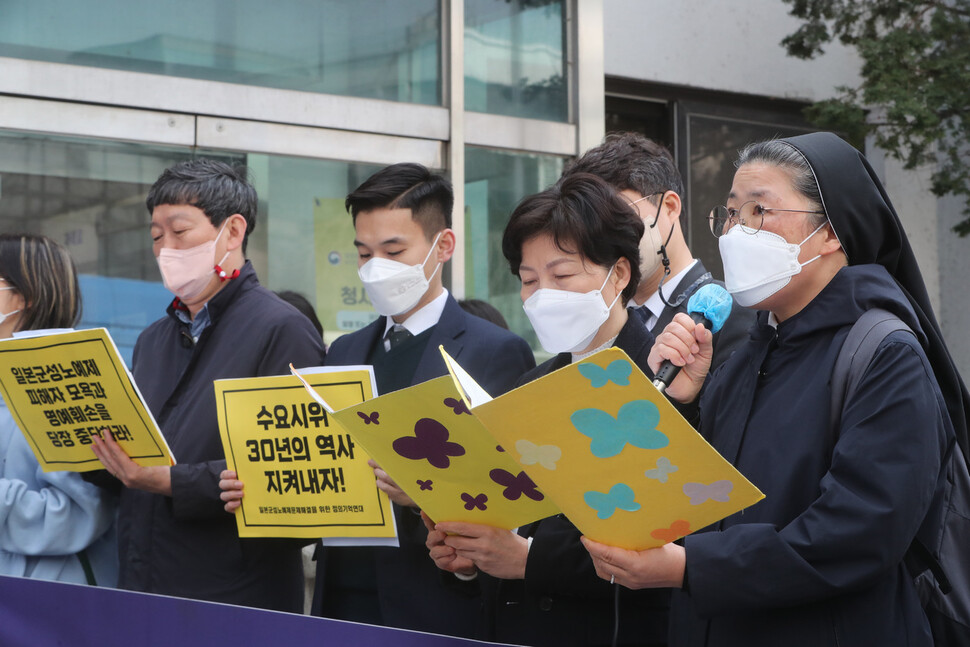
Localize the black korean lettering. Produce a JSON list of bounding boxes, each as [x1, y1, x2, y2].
[[255, 405, 273, 430]]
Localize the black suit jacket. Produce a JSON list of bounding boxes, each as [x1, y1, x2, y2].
[[480, 314, 669, 647], [316, 294, 536, 638]]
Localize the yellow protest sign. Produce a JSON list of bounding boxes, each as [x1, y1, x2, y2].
[[0, 328, 174, 472], [443, 347, 765, 550], [215, 367, 396, 542]]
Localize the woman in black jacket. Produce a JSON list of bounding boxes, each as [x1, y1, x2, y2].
[[426, 173, 669, 647]]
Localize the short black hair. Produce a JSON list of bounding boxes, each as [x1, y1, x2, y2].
[[275, 290, 323, 338], [565, 132, 685, 208], [458, 298, 509, 330], [345, 163, 453, 240], [502, 173, 643, 303], [146, 158, 258, 252]]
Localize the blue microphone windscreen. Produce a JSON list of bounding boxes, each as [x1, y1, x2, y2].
[[687, 284, 733, 334]]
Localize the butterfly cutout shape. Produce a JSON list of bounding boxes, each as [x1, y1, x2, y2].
[[461, 492, 488, 511], [645, 456, 678, 483], [571, 400, 667, 458], [683, 480, 733, 505], [489, 468, 545, 501], [443, 397, 471, 416], [577, 359, 633, 388], [357, 411, 380, 425], [515, 439, 562, 470], [650, 519, 691, 543], [583, 483, 640, 520], [393, 418, 466, 468]]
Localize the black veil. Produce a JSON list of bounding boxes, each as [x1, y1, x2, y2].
[[781, 132, 970, 461]]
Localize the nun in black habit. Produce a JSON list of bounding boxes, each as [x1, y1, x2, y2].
[[581, 132, 968, 647]]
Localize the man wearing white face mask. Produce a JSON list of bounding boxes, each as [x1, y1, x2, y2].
[[310, 162, 535, 638], [563, 133, 754, 380], [87, 159, 324, 612]]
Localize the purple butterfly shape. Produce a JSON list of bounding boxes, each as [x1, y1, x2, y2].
[[489, 469, 545, 502], [461, 492, 488, 511], [443, 397, 471, 416], [416, 479, 434, 491], [357, 411, 380, 425], [393, 418, 466, 468], [682, 480, 734, 505]]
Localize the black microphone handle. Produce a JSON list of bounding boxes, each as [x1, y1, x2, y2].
[[652, 311, 710, 394]]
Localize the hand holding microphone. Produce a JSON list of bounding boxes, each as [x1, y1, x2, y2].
[[651, 284, 733, 398]]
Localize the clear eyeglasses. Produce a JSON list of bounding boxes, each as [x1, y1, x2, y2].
[[708, 201, 826, 237]]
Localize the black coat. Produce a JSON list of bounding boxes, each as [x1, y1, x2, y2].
[[120, 262, 325, 611], [316, 294, 536, 638], [673, 265, 952, 646], [481, 313, 669, 647]]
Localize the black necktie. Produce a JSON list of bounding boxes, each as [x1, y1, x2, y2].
[[629, 304, 650, 325], [385, 324, 413, 349]]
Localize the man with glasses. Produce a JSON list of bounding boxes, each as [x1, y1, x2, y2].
[[564, 132, 755, 382]]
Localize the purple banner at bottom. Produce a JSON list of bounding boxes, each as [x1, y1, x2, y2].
[[0, 576, 513, 647]]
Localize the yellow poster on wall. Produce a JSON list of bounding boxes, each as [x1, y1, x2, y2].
[[0, 328, 174, 472], [313, 197, 379, 339], [215, 366, 396, 543], [442, 347, 765, 551]]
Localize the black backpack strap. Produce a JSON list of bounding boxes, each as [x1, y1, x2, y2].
[[829, 308, 913, 433], [830, 310, 954, 596]]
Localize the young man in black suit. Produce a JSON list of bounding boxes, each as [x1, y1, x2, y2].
[[564, 133, 755, 377], [312, 163, 536, 637]]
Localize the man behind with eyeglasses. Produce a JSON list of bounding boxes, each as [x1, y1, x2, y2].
[[563, 132, 754, 382]]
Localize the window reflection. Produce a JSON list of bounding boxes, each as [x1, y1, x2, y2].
[[465, 146, 565, 353], [0, 0, 441, 105], [465, 0, 567, 122], [0, 131, 385, 361]]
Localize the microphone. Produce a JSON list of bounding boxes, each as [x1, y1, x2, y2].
[[652, 283, 733, 393]]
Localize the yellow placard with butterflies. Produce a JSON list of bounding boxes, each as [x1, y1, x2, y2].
[[442, 347, 765, 550], [292, 371, 560, 529]]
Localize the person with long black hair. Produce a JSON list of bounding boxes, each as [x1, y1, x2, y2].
[[0, 233, 117, 586], [582, 132, 968, 646]]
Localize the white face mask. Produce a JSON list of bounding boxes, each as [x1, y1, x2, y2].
[[0, 287, 20, 327], [522, 265, 620, 354], [358, 232, 442, 317], [718, 223, 826, 308]]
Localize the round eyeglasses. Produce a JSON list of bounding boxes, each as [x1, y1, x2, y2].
[[708, 201, 826, 237]]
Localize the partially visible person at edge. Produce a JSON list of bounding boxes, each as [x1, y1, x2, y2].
[[563, 132, 755, 419], [88, 159, 324, 611], [458, 298, 510, 330], [0, 233, 117, 587], [582, 132, 968, 647], [426, 173, 668, 646], [222, 162, 535, 636]]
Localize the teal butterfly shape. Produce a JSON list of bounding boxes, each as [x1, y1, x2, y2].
[[584, 483, 640, 520], [577, 359, 633, 388], [571, 400, 667, 458]]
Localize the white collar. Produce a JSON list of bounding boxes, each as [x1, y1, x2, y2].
[[383, 288, 450, 339]]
